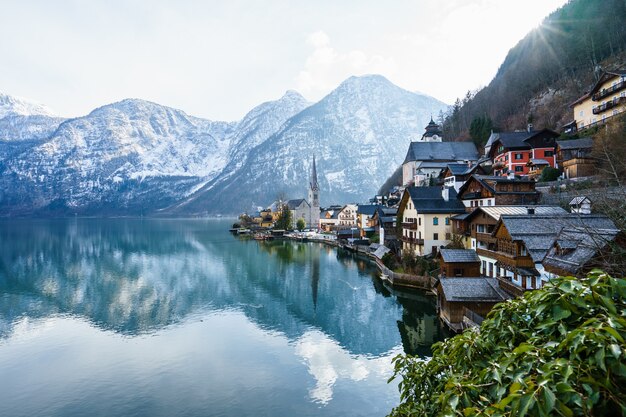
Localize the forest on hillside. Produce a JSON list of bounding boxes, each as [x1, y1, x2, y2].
[[443, 0, 626, 148]]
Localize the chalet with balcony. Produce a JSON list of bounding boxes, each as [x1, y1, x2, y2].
[[460, 206, 568, 278], [441, 162, 486, 192], [337, 204, 358, 228], [398, 186, 466, 256], [437, 249, 481, 278], [571, 69, 626, 131], [491, 214, 616, 290], [556, 137, 595, 179], [457, 174, 539, 210], [525, 159, 551, 180], [485, 128, 559, 176], [319, 207, 341, 231]]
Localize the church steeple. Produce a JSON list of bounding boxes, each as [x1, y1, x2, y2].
[[308, 156, 320, 229], [310, 155, 319, 191]]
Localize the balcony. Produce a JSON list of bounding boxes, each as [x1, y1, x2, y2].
[[402, 222, 417, 230], [592, 96, 626, 114], [491, 251, 535, 268], [472, 231, 497, 243], [401, 236, 424, 245], [592, 80, 626, 101], [462, 191, 482, 200], [476, 248, 498, 259]]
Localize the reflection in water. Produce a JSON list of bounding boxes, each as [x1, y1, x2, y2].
[[0, 219, 448, 415]]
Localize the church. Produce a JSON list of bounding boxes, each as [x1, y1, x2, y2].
[[402, 118, 480, 187], [286, 156, 320, 229]]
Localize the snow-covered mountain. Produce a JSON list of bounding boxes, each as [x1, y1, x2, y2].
[[0, 76, 447, 216], [168, 75, 448, 215]]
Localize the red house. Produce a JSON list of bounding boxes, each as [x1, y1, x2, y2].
[[485, 128, 559, 177]]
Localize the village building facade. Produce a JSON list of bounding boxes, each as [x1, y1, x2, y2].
[[570, 69, 626, 131], [457, 174, 540, 209], [556, 137, 595, 179], [486, 128, 559, 177]]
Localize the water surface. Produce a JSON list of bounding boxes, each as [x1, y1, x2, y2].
[[0, 219, 448, 416]]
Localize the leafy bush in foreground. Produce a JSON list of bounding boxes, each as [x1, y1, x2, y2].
[[389, 270, 626, 416]]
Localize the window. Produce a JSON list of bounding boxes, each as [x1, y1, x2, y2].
[[515, 153, 523, 160], [579, 110, 584, 117], [480, 200, 484, 206], [419, 231, 421, 239], [433, 233, 439, 240], [453, 268, 463, 277], [487, 200, 492, 206], [418, 217, 421, 226], [445, 217, 450, 225], [544, 150, 553, 157], [482, 260, 486, 274], [433, 217, 438, 225], [515, 166, 523, 172]]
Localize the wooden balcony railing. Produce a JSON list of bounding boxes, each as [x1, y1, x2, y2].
[[592, 96, 626, 114], [592, 80, 626, 101], [472, 231, 497, 243], [401, 236, 424, 245], [402, 222, 417, 230]]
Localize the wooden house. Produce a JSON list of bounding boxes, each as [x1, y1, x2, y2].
[[556, 138, 595, 179], [437, 249, 481, 277], [441, 162, 486, 192], [457, 174, 539, 210], [436, 278, 511, 332]]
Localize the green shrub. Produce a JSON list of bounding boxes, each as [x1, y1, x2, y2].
[[389, 270, 626, 416]]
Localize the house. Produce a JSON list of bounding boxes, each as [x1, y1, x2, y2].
[[441, 162, 486, 192], [485, 128, 559, 176], [437, 249, 481, 277], [368, 206, 397, 242], [399, 186, 466, 256], [543, 227, 623, 278], [356, 204, 379, 237], [319, 207, 340, 231], [436, 277, 511, 332], [525, 159, 551, 180], [337, 204, 358, 228], [556, 138, 595, 179], [457, 174, 540, 210], [286, 199, 311, 229], [571, 68, 626, 131], [402, 120, 479, 186], [569, 196, 592, 214], [458, 206, 568, 277], [491, 214, 616, 290]]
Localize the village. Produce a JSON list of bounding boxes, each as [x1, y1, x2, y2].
[[234, 67, 626, 333]]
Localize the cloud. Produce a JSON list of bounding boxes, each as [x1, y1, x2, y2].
[[296, 31, 397, 100]]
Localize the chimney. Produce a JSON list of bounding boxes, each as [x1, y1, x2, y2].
[[527, 207, 535, 215], [442, 187, 449, 202], [527, 123, 533, 132]]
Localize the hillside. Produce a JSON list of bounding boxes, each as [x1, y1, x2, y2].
[[443, 0, 626, 145]]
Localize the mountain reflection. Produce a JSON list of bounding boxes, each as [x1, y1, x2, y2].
[[0, 219, 446, 356]]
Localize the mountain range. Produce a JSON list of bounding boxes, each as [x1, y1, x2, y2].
[[0, 76, 447, 216]]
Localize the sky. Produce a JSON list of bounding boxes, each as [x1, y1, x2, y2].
[[0, 0, 568, 121]]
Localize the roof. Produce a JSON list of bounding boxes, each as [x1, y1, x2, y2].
[[406, 186, 466, 214], [543, 227, 620, 274], [557, 137, 593, 150], [487, 129, 559, 157], [403, 141, 479, 164], [438, 278, 511, 302], [357, 204, 379, 215], [439, 249, 480, 263], [570, 196, 591, 205], [286, 199, 309, 210], [465, 205, 567, 222], [444, 162, 480, 176], [458, 175, 538, 199], [498, 214, 616, 262]]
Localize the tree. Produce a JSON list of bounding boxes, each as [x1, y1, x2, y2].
[[274, 204, 292, 230], [389, 270, 626, 417], [469, 115, 494, 147], [592, 115, 626, 187], [539, 166, 561, 182], [296, 218, 306, 231]]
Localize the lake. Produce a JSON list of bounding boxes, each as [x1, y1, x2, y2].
[[0, 219, 448, 417]]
